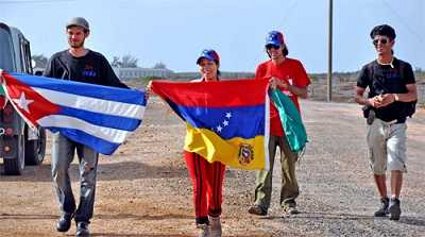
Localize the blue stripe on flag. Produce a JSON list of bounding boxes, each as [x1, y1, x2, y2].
[[49, 127, 119, 155], [11, 73, 146, 105], [174, 104, 265, 139], [60, 106, 141, 131]]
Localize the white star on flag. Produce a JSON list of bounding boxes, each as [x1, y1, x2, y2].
[[223, 120, 229, 126], [225, 112, 232, 119], [12, 92, 34, 113]]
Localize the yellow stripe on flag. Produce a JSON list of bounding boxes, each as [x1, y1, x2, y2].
[[184, 123, 266, 170]]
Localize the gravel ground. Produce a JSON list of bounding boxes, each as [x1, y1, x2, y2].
[[1, 98, 425, 237]]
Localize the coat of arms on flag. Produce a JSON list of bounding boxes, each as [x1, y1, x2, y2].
[[151, 79, 270, 170]]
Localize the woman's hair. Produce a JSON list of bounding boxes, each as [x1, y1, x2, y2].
[[282, 46, 289, 56], [267, 45, 289, 58], [215, 60, 220, 77]]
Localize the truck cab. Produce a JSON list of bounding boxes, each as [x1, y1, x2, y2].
[[0, 22, 46, 175]]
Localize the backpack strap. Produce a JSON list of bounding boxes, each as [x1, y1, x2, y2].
[[367, 58, 405, 92]]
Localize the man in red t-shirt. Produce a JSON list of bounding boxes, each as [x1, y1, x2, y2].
[[248, 30, 310, 216]]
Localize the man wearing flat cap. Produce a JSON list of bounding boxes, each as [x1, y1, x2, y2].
[[44, 17, 129, 236]]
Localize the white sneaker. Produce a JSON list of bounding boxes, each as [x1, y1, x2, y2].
[[196, 223, 210, 237], [208, 216, 222, 237]]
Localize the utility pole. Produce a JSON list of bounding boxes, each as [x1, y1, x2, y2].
[[327, 0, 333, 102]]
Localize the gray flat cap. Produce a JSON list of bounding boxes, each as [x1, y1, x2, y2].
[[66, 17, 89, 31]]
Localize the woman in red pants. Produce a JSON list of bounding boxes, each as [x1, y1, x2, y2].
[[184, 49, 226, 237]]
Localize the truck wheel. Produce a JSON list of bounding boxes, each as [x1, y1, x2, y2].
[[25, 128, 46, 166], [3, 134, 26, 175]]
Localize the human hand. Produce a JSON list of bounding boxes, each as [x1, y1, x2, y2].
[[375, 93, 395, 108], [367, 96, 381, 108], [144, 81, 153, 100], [269, 77, 289, 90]]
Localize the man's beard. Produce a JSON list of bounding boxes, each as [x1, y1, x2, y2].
[[69, 40, 84, 49]]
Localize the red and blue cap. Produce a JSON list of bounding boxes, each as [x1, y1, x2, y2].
[[196, 49, 220, 65], [265, 31, 285, 47]]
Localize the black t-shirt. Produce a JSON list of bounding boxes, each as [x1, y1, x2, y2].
[[44, 50, 129, 89], [357, 58, 415, 121]]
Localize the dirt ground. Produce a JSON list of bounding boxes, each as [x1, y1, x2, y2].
[[1, 97, 425, 237]]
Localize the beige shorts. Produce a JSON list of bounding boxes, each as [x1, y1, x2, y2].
[[367, 118, 407, 174]]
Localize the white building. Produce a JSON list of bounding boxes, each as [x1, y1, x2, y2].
[[113, 67, 174, 80]]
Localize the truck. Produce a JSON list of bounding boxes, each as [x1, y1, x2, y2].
[[0, 22, 46, 175]]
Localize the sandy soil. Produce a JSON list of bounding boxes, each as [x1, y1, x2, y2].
[[1, 97, 425, 237]]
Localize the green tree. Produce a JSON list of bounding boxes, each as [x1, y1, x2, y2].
[[111, 55, 139, 68], [32, 54, 48, 68], [153, 62, 167, 69]]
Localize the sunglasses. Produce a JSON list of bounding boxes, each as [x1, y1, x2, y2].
[[266, 44, 280, 50], [373, 38, 389, 46]]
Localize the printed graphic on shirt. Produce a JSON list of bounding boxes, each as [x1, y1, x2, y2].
[[82, 65, 97, 77]]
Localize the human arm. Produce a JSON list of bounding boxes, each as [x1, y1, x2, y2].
[[375, 83, 417, 108], [269, 78, 308, 98], [354, 64, 382, 107], [354, 86, 381, 107]]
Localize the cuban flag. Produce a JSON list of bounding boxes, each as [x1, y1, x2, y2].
[[0, 70, 146, 155], [151, 79, 270, 170]]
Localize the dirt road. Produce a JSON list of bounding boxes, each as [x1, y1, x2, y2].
[[1, 98, 425, 237]]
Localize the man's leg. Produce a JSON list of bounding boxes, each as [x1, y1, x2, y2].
[[367, 119, 389, 217], [388, 171, 403, 221], [279, 137, 299, 214], [75, 145, 99, 236], [387, 123, 407, 221], [51, 133, 76, 232], [390, 171, 403, 198], [374, 174, 387, 199], [248, 136, 278, 215]]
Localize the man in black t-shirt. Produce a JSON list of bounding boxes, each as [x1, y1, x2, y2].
[[44, 17, 129, 236], [354, 24, 417, 221]]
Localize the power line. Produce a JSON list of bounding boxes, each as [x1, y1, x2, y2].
[[380, 0, 423, 43]]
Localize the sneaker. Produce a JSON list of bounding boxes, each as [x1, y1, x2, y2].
[[374, 197, 389, 217], [75, 222, 90, 237], [247, 205, 267, 216], [388, 198, 401, 221], [196, 223, 209, 237], [56, 213, 73, 232], [208, 216, 222, 237], [283, 204, 299, 215]]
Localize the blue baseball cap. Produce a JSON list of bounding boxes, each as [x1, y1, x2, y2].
[[196, 49, 220, 65], [265, 31, 285, 47]]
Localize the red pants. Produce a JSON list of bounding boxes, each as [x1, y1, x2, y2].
[[184, 151, 226, 224]]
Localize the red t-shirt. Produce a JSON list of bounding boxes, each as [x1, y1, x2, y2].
[[255, 58, 311, 136]]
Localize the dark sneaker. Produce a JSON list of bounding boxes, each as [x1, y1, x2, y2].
[[248, 205, 267, 216], [75, 222, 90, 237], [286, 206, 299, 215], [388, 198, 401, 221], [283, 203, 299, 215], [56, 213, 73, 232], [374, 197, 389, 217]]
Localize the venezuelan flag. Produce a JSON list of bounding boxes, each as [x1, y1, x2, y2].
[[151, 79, 270, 170]]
